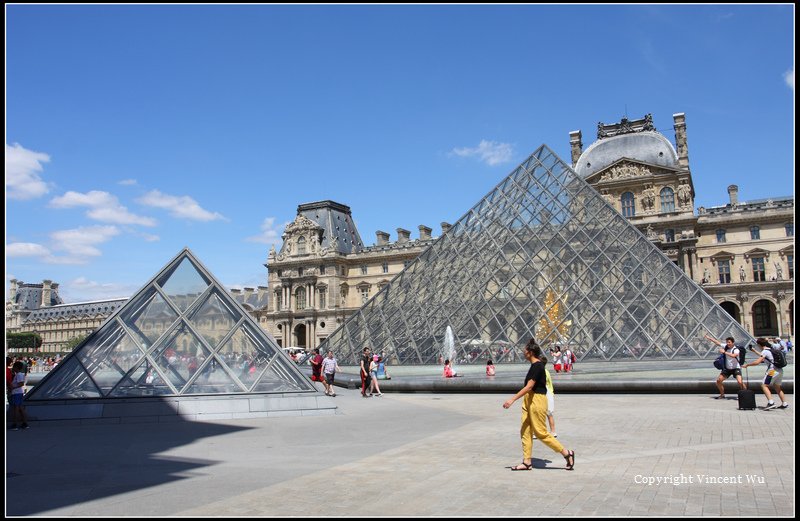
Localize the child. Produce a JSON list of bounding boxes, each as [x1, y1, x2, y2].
[[443, 359, 459, 378], [486, 359, 496, 377], [10, 361, 29, 430]]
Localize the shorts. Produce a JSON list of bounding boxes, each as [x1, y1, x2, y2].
[[311, 374, 322, 382], [763, 368, 783, 386], [324, 372, 335, 385], [720, 368, 742, 378], [11, 393, 24, 406], [546, 392, 555, 416], [554, 364, 562, 372]]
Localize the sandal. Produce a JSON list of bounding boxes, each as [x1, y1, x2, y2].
[[564, 450, 575, 471], [511, 461, 533, 471]]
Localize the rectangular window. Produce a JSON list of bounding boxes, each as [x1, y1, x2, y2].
[[718, 260, 731, 284], [752, 257, 766, 282], [360, 287, 369, 304], [716, 229, 726, 243], [360, 265, 368, 275], [754, 304, 772, 331], [319, 290, 326, 310], [382, 262, 389, 274], [320, 265, 326, 275], [404, 260, 411, 269], [750, 226, 760, 240], [788, 255, 794, 279]]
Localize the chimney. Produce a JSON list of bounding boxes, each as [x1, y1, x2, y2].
[[231, 288, 242, 294], [244, 287, 255, 295], [673, 113, 689, 167], [441, 222, 452, 235], [727, 185, 739, 207], [41, 280, 52, 308], [569, 130, 583, 168], [376, 230, 390, 246], [9, 279, 18, 301], [396, 228, 410, 244], [418, 225, 432, 241]]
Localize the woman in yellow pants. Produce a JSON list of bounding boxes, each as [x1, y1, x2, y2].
[[503, 339, 575, 471]]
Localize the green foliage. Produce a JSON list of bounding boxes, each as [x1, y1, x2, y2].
[[65, 334, 89, 351], [6, 332, 42, 351]]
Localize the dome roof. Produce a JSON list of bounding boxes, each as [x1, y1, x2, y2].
[[575, 131, 679, 178]]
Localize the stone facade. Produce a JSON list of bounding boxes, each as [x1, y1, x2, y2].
[[259, 201, 438, 349], [572, 113, 794, 340]]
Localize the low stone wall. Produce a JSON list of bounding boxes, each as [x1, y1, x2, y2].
[[23, 392, 336, 425]]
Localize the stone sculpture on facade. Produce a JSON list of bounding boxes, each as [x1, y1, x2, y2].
[[740, 265, 746, 282], [677, 181, 692, 208], [642, 185, 656, 213], [774, 262, 783, 281]]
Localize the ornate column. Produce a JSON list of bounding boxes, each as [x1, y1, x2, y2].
[[736, 292, 750, 334], [775, 290, 787, 338]]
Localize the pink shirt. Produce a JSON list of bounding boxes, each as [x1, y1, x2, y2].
[[443, 365, 454, 378]]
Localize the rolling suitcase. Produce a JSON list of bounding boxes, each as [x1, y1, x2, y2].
[[738, 368, 756, 410]]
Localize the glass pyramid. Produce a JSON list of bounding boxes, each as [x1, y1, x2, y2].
[[320, 145, 755, 365], [27, 248, 316, 400]]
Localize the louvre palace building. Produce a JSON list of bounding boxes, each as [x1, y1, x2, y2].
[[6, 112, 794, 354]]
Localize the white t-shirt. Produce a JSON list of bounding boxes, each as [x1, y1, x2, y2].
[[563, 350, 573, 365], [761, 348, 779, 372], [11, 372, 25, 395], [725, 347, 741, 370]]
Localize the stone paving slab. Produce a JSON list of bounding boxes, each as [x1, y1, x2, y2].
[[5, 391, 794, 517]]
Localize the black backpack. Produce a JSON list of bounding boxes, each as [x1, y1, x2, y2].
[[770, 347, 788, 369], [735, 346, 746, 366]]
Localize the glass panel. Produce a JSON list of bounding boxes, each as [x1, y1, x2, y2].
[[184, 356, 245, 394], [188, 290, 242, 351], [157, 256, 211, 312], [77, 324, 144, 396], [25, 357, 102, 400], [122, 289, 179, 349], [107, 358, 176, 397], [151, 321, 213, 393], [251, 356, 312, 393]]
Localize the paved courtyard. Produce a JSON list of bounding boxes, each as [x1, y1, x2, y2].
[[6, 390, 794, 517]]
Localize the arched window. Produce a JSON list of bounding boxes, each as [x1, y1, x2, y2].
[[716, 229, 726, 243], [620, 192, 636, 218], [295, 288, 306, 310], [296, 236, 306, 255], [750, 226, 760, 240], [660, 187, 675, 213]]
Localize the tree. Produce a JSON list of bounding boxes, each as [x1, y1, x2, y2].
[[6, 332, 42, 351], [65, 334, 89, 352]]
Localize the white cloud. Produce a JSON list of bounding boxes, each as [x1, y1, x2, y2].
[[63, 276, 138, 301], [6, 242, 52, 257], [451, 140, 514, 166], [246, 217, 286, 244], [137, 189, 227, 222], [49, 225, 120, 262], [49, 190, 157, 227], [784, 69, 794, 91], [118, 179, 137, 186], [5, 143, 51, 200]]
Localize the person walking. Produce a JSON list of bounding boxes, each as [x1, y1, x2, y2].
[[9, 361, 29, 430], [705, 334, 746, 399], [376, 356, 391, 380], [360, 347, 373, 398], [321, 350, 340, 397], [503, 339, 574, 471], [742, 338, 789, 410], [369, 355, 384, 396], [534, 361, 558, 439]]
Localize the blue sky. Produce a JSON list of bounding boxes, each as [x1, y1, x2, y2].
[[6, 5, 795, 303]]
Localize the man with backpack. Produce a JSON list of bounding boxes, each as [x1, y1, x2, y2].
[[705, 334, 746, 399], [743, 338, 789, 410]]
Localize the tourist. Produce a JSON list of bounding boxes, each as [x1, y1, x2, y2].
[[704, 334, 746, 399], [443, 359, 459, 378], [742, 338, 789, 410], [321, 350, 339, 397], [562, 346, 574, 372], [360, 347, 372, 398], [376, 356, 391, 380], [503, 339, 574, 471], [310, 348, 324, 384], [486, 359, 495, 377], [10, 361, 29, 430], [551, 345, 563, 373], [369, 355, 383, 396]]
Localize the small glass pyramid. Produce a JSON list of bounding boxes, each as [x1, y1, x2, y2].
[[27, 248, 316, 400], [320, 145, 755, 365]]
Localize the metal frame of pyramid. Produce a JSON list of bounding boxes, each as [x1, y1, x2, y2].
[[319, 145, 755, 365], [27, 248, 317, 401]]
